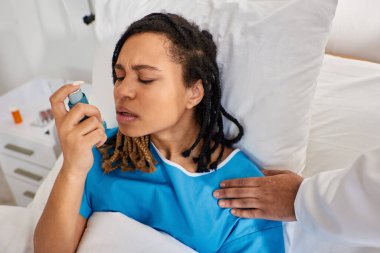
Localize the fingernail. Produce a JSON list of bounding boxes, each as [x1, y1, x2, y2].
[[72, 81, 85, 86], [231, 209, 237, 215], [219, 200, 226, 207], [213, 191, 220, 198]]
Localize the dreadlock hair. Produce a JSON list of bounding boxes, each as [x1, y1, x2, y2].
[[99, 12, 244, 173]]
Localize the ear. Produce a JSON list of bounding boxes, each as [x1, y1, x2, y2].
[[186, 80, 204, 109]]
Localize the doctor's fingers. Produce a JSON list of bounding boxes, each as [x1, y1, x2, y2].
[[214, 187, 260, 199], [49, 83, 82, 124], [261, 169, 293, 176], [218, 197, 264, 209], [230, 208, 266, 219], [220, 177, 263, 188]]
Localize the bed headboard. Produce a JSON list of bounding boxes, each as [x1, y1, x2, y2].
[[326, 0, 380, 63]]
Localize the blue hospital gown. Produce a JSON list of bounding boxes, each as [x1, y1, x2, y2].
[[80, 128, 285, 253]]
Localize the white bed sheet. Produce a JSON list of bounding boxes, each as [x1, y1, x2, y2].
[[1, 54, 380, 252]]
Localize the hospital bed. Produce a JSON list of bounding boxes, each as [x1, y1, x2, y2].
[[1, 0, 380, 252], [1, 53, 379, 253]]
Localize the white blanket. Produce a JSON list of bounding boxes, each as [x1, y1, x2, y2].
[[0, 206, 40, 252], [77, 212, 196, 253]]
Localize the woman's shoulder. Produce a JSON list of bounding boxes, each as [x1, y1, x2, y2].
[[220, 146, 256, 166], [88, 147, 104, 175], [218, 147, 262, 177]]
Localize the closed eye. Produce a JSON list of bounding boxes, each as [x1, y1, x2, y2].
[[115, 76, 125, 82], [139, 79, 155, 84]]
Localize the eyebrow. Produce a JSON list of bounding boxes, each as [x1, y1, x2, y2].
[[114, 63, 161, 72]]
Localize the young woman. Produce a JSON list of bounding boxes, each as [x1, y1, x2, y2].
[[34, 13, 284, 253]]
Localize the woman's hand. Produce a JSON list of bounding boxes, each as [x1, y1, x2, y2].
[[213, 169, 303, 221], [50, 83, 107, 177]]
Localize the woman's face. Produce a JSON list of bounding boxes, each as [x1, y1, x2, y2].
[[114, 32, 202, 137]]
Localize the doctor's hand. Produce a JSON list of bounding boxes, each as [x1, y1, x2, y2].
[[213, 169, 303, 221], [50, 83, 107, 177]]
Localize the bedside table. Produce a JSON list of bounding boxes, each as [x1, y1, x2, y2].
[[0, 78, 63, 206]]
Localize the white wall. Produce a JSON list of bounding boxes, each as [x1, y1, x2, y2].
[[0, 0, 96, 95], [325, 0, 380, 63], [0, 0, 32, 94]]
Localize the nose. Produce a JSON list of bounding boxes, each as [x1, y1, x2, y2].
[[114, 77, 137, 100]]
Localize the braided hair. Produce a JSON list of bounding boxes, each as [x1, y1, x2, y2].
[[99, 13, 244, 173]]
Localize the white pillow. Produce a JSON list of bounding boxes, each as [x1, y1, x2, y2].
[[91, 0, 338, 173], [326, 0, 380, 64], [77, 212, 196, 253]]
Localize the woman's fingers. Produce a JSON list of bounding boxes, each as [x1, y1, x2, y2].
[[50, 83, 106, 148], [73, 116, 104, 136], [49, 83, 81, 124], [83, 128, 107, 148], [63, 103, 103, 127], [71, 116, 107, 148]]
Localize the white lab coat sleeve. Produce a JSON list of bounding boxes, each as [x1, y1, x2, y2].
[[294, 146, 380, 247]]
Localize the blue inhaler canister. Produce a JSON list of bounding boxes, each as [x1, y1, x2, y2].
[[68, 87, 107, 128], [68, 88, 89, 122], [68, 88, 89, 108]]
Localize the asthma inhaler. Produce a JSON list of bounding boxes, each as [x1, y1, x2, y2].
[[68, 84, 107, 128], [68, 87, 89, 122], [68, 88, 89, 108]]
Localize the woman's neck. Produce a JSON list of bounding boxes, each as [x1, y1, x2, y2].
[[149, 114, 234, 173], [150, 117, 201, 162]]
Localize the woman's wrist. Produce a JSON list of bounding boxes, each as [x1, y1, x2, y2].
[[60, 163, 88, 184]]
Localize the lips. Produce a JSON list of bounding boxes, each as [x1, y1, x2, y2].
[[118, 111, 137, 117], [116, 106, 138, 116], [116, 106, 138, 123]]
